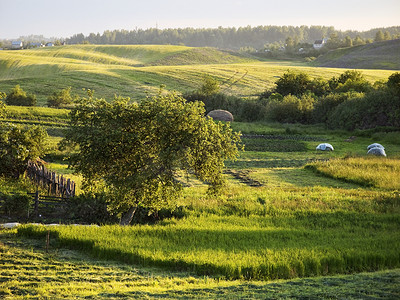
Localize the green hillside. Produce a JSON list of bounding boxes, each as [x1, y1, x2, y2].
[[0, 45, 396, 105], [314, 39, 400, 70]]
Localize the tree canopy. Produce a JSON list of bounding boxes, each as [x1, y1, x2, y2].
[[0, 124, 48, 178], [65, 91, 241, 225]]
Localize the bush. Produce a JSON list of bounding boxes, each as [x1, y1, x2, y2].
[[267, 94, 315, 123], [329, 70, 372, 93], [274, 70, 312, 97], [1, 192, 32, 219], [66, 192, 118, 224], [327, 91, 400, 130], [5, 85, 37, 106], [387, 72, 400, 96], [47, 87, 74, 108], [313, 92, 363, 124]]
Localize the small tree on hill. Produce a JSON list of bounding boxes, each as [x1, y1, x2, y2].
[[5, 85, 37, 106], [199, 75, 220, 96], [374, 30, 385, 42], [65, 91, 241, 225], [47, 87, 74, 108]]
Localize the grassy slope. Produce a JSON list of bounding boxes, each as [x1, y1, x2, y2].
[[0, 45, 396, 105], [313, 39, 400, 70]]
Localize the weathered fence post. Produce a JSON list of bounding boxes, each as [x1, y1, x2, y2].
[[34, 190, 39, 217]]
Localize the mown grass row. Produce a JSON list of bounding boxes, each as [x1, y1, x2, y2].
[[2, 229, 400, 299]]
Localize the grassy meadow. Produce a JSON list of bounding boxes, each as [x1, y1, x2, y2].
[[1, 45, 400, 298], [0, 45, 396, 105]]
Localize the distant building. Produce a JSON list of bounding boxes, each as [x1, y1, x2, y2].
[[45, 42, 54, 47], [30, 42, 44, 48], [313, 38, 328, 50], [11, 41, 23, 49]]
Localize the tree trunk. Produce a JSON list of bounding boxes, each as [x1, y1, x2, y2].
[[119, 206, 137, 226]]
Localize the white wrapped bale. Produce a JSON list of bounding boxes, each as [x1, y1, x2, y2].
[[316, 143, 334, 151], [367, 143, 384, 150], [367, 147, 387, 157]]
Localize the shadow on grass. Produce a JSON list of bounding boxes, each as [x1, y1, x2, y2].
[[96, 270, 400, 299]]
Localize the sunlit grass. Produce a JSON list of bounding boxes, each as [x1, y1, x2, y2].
[[2, 229, 399, 299], [0, 45, 395, 105], [307, 157, 400, 189]]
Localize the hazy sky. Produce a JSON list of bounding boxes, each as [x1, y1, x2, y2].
[[1, 0, 399, 39]]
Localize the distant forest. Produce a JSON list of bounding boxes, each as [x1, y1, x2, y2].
[[65, 26, 400, 50]]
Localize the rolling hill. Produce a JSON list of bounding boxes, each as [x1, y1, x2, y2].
[[313, 39, 400, 70], [0, 45, 396, 105]]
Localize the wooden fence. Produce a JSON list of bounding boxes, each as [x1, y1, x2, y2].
[[26, 160, 76, 198], [29, 191, 67, 218], [0, 191, 67, 219]]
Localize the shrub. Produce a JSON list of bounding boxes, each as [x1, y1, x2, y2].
[[199, 75, 220, 96], [267, 94, 315, 123], [5, 85, 37, 106], [327, 91, 400, 130], [1, 192, 32, 218], [313, 92, 363, 124], [66, 192, 118, 224], [47, 87, 74, 108], [329, 70, 372, 93], [387, 72, 400, 96], [274, 70, 312, 97]]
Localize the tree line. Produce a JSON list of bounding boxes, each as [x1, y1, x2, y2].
[[65, 26, 400, 50], [184, 71, 400, 130]]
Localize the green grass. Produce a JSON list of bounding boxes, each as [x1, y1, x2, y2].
[[0, 45, 396, 105], [313, 39, 400, 70], [1, 47, 400, 296], [17, 203, 400, 280], [307, 156, 400, 189], [2, 230, 400, 299]]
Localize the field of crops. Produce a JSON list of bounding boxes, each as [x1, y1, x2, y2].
[[0, 45, 395, 105]]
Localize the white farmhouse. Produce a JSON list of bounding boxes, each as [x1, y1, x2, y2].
[[11, 41, 23, 49], [313, 38, 328, 50]]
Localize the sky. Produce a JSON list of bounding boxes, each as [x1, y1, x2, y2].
[[0, 0, 399, 39]]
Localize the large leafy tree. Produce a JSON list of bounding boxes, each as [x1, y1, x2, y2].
[[65, 92, 241, 225], [0, 124, 48, 178]]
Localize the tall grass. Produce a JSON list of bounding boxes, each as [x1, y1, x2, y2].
[[18, 207, 400, 280], [307, 157, 400, 189]]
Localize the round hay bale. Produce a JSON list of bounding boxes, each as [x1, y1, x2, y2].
[[207, 110, 234, 122], [316, 143, 334, 151], [367, 143, 384, 150], [367, 147, 386, 157]]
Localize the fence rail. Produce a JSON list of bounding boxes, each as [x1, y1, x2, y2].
[[29, 191, 67, 217], [26, 160, 76, 198], [0, 191, 67, 219]]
